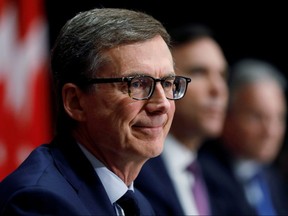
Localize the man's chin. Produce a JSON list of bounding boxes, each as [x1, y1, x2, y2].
[[203, 124, 223, 137]]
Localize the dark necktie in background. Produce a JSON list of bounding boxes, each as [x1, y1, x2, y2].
[[187, 160, 210, 216], [245, 172, 276, 216], [116, 190, 140, 216]]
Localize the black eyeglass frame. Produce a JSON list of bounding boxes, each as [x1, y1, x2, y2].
[[83, 75, 191, 100]]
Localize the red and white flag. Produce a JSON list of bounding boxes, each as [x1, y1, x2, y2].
[[0, 0, 52, 180]]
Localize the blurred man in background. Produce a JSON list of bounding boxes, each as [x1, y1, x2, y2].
[[135, 23, 228, 215], [199, 58, 288, 215]]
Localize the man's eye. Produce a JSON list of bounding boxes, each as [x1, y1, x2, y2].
[[131, 80, 141, 88], [162, 80, 173, 89], [131, 78, 148, 89]]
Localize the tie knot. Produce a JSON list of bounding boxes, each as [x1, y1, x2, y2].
[[187, 160, 200, 175], [244, 171, 276, 215], [116, 190, 140, 216]]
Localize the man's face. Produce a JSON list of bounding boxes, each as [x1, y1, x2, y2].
[[79, 36, 175, 161], [172, 37, 228, 138], [224, 81, 287, 163]]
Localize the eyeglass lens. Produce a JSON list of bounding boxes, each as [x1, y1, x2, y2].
[[129, 76, 189, 100]]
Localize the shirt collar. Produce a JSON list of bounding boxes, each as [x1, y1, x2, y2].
[[162, 134, 197, 173], [78, 143, 133, 204], [233, 158, 262, 182]]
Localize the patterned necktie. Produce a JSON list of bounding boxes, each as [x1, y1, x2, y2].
[[245, 172, 276, 215], [116, 190, 140, 216], [187, 161, 210, 216]]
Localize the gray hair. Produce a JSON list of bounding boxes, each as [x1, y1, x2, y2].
[[228, 58, 286, 107], [50, 8, 171, 135], [51, 8, 170, 86]]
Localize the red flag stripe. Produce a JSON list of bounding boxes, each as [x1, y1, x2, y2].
[[0, 0, 52, 180], [18, 0, 44, 40]]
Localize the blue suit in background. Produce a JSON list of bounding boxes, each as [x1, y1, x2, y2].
[[198, 140, 288, 215], [0, 135, 155, 215]]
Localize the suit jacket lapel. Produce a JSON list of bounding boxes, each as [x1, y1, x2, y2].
[[50, 135, 116, 215], [136, 155, 185, 215]]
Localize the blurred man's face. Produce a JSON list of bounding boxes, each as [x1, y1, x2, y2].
[[171, 37, 228, 140], [224, 81, 287, 163]]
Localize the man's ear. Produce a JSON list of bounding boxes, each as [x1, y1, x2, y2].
[[62, 83, 86, 121]]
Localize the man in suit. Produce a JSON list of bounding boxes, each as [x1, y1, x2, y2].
[[135, 23, 228, 215], [199, 58, 288, 215], [0, 8, 192, 215]]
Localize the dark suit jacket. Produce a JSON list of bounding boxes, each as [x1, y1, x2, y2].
[[135, 156, 185, 216], [136, 154, 220, 216], [0, 134, 155, 215], [198, 139, 288, 215]]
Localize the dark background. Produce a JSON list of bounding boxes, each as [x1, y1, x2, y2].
[[45, 1, 288, 77], [45, 1, 288, 172]]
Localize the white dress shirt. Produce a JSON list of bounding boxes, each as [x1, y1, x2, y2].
[[161, 134, 199, 215], [78, 143, 133, 215]]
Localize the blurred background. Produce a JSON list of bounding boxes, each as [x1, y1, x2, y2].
[[46, 1, 288, 75], [0, 0, 287, 180]]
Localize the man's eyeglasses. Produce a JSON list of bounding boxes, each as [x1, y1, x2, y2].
[[84, 75, 191, 100]]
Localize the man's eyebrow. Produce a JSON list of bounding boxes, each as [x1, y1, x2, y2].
[[177, 65, 205, 73]]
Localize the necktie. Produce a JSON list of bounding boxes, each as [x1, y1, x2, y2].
[[187, 161, 210, 216], [116, 190, 140, 216], [245, 172, 276, 215]]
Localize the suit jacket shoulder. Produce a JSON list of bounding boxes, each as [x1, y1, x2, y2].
[[135, 155, 185, 216], [0, 135, 115, 215]]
